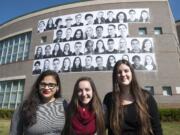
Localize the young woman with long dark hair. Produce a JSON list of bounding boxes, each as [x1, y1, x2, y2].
[[10, 70, 66, 135], [63, 77, 106, 135], [103, 60, 162, 135]]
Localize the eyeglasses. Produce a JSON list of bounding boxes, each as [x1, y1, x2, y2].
[[39, 82, 57, 89]]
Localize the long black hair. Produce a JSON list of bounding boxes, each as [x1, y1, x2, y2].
[[22, 70, 61, 127]]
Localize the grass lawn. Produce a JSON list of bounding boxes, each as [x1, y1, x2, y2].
[[0, 120, 180, 135], [0, 119, 10, 135], [162, 121, 180, 135]]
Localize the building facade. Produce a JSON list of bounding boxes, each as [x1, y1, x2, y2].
[[0, 0, 180, 109], [176, 20, 180, 44]]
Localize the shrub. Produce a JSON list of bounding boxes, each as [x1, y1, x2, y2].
[[0, 109, 14, 119], [159, 108, 180, 121]]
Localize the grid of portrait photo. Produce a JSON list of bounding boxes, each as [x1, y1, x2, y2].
[[32, 8, 157, 75]]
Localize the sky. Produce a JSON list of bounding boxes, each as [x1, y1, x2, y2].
[[0, 0, 180, 25]]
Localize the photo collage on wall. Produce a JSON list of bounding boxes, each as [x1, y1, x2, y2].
[[33, 8, 157, 75]]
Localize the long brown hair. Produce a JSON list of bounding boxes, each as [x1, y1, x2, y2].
[[110, 60, 153, 135], [63, 77, 105, 135]]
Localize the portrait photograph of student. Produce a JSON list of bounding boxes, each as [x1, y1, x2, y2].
[[94, 25, 104, 39], [105, 10, 116, 23], [55, 18, 64, 29], [95, 56, 107, 71], [84, 26, 95, 40], [84, 40, 94, 55], [72, 41, 84, 56], [53, 29, 63, 43], [43, 45, 52, 58], [64, 17, 73, 28], [71, 56, 83, 72], [32, 61, 42, 75], [73, 29, 84, 40], [132, 55, 145, 70], [62, 77, 106, 135], [106, 38, 118, 54], [72, 13, 83, 26], [37, 20, 46, 33], [45, 17, 55, 31], [106, 55, 116, 70], [94, 11, 106, 24], [130, 38, 142, 53], [52, 43, 63, 57], [117, 24, 129, 38], [10, 70, 67, 135], [144, 55, 156, 71], [139, 10, 150, 22], [94, 39, 106, 54], [118, 38, 130, 53], [34, 46, 43, 59], [116, 11, 127, 23], [83, 55, 95, 71], [85, 13, 94, 25], [142, 39, 153, 53], [122, 54, 130, 61], [43, 59, 51, 71], [62, 43, 72, 56], [103, 59, 163, 135], [128, 9, 139, 22], [61, 57, 71, 72], [52, 58, 61, 73], [106, 24, 117, 38], [63, 28, 73, 42]]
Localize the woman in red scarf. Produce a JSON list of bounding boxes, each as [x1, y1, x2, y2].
[[62, 77, 105, 135]]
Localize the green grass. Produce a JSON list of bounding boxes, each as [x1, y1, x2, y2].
[[162, 121, 180, 135], [0, 119, 10, 135], [0, 120, 180, 135]]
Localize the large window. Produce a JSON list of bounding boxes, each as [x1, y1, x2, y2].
[[162, 86, 172, 96], [0, 79, 25, 109], [0, 32, 31, 65], [139, 27, 147, 36], [154, 27, 163, 35]]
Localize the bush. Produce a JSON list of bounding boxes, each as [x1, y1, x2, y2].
[[159, 108, 180, 121], [0, 109, 14, 119]]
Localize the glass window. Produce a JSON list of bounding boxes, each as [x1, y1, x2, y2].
[[10, 93, 17, 103], [162, 86, 172, 96], [1, 82, 6, 92], [0, 32, 31, 65], [6, 81, 12, 92], [0, 42, 3, 63], [17, 92, 23, 103], [139, 27, 147, 35], [41, 36, 47, 43], [1, 41, 7, 64], [154, 27, 163, 35], [12, 80, 19, 91], [0, 94, 4, 103], [175, 87, 180, 94], [0, 79, 25, 109], [19, 80, 25, 91], [144, 86, 154, 95], [12, 37, 19, 62], [4, 94, 10, 103], [10, 104, 15, 109]]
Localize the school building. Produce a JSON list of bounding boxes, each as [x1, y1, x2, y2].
[[0, 0, 180, 109]]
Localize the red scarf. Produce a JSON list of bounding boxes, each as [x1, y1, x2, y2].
[[71, 106, 96, 135]]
